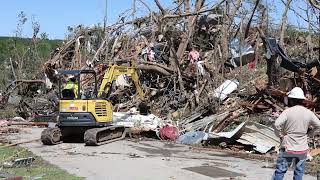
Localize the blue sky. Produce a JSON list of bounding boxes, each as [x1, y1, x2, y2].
[[0, 0, 312, 40], [0, 0, 173, 39]]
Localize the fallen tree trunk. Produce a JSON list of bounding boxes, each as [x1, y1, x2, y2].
[[137, 64, 171, 76], [140, 61, 175, 73]]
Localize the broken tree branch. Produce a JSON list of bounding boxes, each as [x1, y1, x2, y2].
[[162, 0, 226, 19], [154, 0, 166, 15]]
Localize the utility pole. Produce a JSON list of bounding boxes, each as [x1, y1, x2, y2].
[[104, 0, 108, 34], [132, 0, 136, 29], [104, 0, 109, 63]]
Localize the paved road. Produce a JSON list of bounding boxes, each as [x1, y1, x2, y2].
[[11, 127, 316, 180]]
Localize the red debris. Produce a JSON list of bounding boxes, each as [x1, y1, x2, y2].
[[159, 125, 178, 141]]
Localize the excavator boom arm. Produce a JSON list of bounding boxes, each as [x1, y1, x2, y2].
[[98, 64, 144, 100]]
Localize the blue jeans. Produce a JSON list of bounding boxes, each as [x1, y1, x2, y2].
[[272, 149, 306, 180]]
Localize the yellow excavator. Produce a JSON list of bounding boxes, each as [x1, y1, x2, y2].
[[41, 62, 144, 146]]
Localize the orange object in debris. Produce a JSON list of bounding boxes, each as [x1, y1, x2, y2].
[[310, 148, 320, 157]]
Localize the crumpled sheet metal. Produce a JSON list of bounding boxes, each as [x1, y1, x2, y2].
[[184, 111, 230, 132], [208, 121, 246, 139], [207, 121, 280, 153], [237, 122, 280, 153]]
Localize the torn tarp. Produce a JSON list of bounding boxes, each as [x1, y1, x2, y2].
[[276, 45, 300, 72], [262, 37, 300, 73], [207, 122, 280, 153]]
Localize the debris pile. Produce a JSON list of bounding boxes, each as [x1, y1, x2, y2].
[[0, 79, 57, 120], [173, 36, 320, 155], [0, 0, 320, 158]]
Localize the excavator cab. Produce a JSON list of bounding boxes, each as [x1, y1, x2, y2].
[[55, 69, 113, 129], [57, 69, 98, 100]]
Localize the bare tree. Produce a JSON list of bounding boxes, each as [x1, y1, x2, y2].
[[279, 0, 292, 46]]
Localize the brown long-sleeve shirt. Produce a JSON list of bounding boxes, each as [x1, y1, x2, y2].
[[274, 105, 320, 151]]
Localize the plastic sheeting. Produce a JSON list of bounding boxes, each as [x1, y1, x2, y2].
[[213, 79, 239, 101], [177, 131, 206, 145]]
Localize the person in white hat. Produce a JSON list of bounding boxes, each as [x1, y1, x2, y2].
[[272, 87, 320, 180]]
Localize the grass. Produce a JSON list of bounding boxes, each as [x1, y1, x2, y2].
[[0, 146, 83, 180], [0, 105, 18, 119], [305, 155, 320, 176]]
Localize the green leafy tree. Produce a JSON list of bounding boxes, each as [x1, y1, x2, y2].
[[0, 12, 62, 89]]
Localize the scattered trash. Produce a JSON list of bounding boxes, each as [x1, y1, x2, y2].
[[0, 172, 19, 179], [113, 109, 162, 132], [0, 120, 8, 127], [11, 117, 26, 122], [128, 153, 143, 158], [213, 79, 239, 101], [3, 157, 35, 168]]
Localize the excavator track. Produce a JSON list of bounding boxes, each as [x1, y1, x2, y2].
[[84, 125, 128, 146], [41, 127, 62, 145]]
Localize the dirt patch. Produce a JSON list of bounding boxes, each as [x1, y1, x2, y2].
[[129, 145, 184, 157], [40, 150, 55, 153], [183, 166, 244, 178], [100, 152, 122, 155], [162, 143, 185, 148], [66, 151, 82, 155], [201, 148, 275, 162]]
